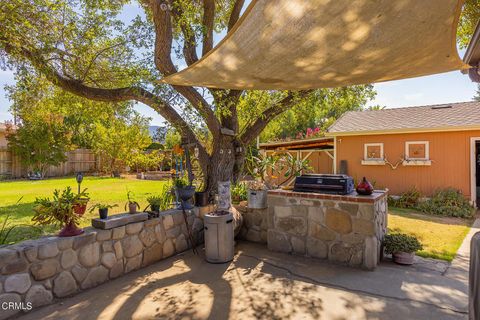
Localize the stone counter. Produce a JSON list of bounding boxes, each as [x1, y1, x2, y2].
[[236, 203, 268, 244], [267, 190, 388, 270], [0, 209, 203, 319]]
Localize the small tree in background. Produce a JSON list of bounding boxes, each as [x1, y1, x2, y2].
[[6, 119, 71, 178], [164, 129, 182, 150], [128, 150, 166, 173], [91, 113, 152, 176]]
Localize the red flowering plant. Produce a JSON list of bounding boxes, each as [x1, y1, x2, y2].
[[296, 127, 323, 139]]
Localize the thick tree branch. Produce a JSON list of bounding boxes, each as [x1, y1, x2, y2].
[[80, 41, 127, 81], [240, 90, 314, 144], [210, 0, 245, 133], [151, 0, 177, 75], [228, 0, 245, 31], [202, 0, 215, 56], [2, 39, 208, 160], [151, 0, 220, 135], [212, 89, 242, 132], [169, 5, 198, 66]]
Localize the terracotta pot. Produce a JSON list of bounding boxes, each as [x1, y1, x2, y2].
[[393, 252, 415, 265], [73, 202, 88, 216], [128, 203, 138, 214], [58, 221, 84, 237]]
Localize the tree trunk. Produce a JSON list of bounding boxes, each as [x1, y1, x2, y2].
[[203, 136, 245, 198]]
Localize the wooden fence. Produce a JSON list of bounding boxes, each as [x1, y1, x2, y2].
[[0, 148, 100, 178]]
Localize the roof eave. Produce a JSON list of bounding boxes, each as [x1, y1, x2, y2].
[[326, 125, 480, 136], [259, 136, 333, 148], [463, 20, 480, 74]]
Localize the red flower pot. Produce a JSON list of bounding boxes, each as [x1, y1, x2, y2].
[[58, 221, 84, 237], [73, 200, 88, 216]]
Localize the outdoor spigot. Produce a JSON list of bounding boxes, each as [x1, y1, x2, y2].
[[76, 172, 84, 194]]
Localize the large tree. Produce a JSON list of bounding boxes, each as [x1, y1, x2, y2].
[[1, 1, 474, 194]]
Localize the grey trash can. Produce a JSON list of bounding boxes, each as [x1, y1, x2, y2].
[[204, 212, 234, 263]]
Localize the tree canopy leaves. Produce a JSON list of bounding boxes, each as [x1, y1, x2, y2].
[[1, 0, 478, 189]]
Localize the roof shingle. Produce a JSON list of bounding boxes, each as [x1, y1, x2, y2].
[[327, 101, 480, 134]]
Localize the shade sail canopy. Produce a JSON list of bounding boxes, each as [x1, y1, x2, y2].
[[162, 0, 469, 90]]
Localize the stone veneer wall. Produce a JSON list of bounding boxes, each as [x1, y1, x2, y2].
[[236, 203, 268, 244], [0, 209, 203, 319], [267, 191, 388, 270]]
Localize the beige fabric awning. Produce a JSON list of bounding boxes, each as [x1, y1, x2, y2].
[[161, 0, 470, 90]]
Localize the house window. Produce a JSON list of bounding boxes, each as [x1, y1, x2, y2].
[[362, 143, 385, 165], [403, 141, 431, 166]]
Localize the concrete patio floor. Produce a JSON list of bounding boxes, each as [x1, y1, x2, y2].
[[15, 238, 470, 320]]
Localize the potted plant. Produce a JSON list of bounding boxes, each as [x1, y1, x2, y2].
[[32, 187, 84, 237], [194, 182, 209, 207], [89, 203, 118, 219], [246, 180, 268, 209], [275, 153, 312, 188], [125, 191, 140, 214], [231, 182, 247, 205], [174, 176, 195, 209], [194, 190, 209, 207], [73, 189, 90, 216], [146, 194, 162, 213], [383, 233, 423, 265]]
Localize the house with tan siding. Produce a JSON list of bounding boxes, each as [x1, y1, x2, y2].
[[326, 101, 480, 206]]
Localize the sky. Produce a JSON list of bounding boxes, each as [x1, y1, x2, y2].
[[0, 3, 477, 126]]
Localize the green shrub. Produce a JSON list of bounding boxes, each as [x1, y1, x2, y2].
[[388, 187, 422, 208], [158, 183, 174, 211], [383, 233, 423, 254], [174, 176, 189, 188], [231, 182, 248, 203], [146, 194, 162, 206], [418, 188, 475, 218]]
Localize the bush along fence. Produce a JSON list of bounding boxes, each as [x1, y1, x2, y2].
[[388, 187, 475, 218], [0, 209, 203, 319], [0, 148, 100, 179]]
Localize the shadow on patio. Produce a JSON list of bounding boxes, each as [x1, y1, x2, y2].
[[16, 242, 468, 320]]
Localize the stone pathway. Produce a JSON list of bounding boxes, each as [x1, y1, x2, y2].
[[444, 218, 480, 283]]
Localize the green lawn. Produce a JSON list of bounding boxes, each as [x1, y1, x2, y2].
[[0, 178, 473, 262], [388, 207, 472, 261], [0, 176, 169, 244]]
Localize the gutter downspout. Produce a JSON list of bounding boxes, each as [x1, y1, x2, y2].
[[464, 20, 480, 67], [463, 20, 480, 82]]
